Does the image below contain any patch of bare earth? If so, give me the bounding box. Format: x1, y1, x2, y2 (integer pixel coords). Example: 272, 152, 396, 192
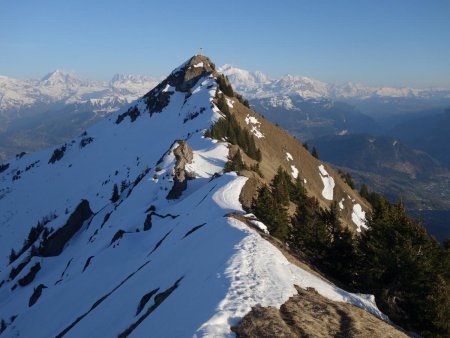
232, 286, 409, 338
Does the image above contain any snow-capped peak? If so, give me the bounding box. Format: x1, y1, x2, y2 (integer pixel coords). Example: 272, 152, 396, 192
218, 64, 271, 89
219, 64, 450, 101
40, 69, 81, 87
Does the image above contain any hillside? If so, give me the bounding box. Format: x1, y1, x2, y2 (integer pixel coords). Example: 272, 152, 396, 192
250, 95, 378, 141
391, 108, 450, 168
0, 55, 405, 337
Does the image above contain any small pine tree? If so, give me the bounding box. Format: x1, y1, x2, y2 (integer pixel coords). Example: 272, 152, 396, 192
252, 185, 290, 241
217, 75, 234, 97
360, 183, 369, 200
110, 184, 119, 203
224, 150, 246, 173
302, 142, 309, 151
271, 167, 293, 207
311, 146, 319, 159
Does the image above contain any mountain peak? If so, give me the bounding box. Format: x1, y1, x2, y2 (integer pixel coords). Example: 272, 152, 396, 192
163, 54, 216, 92
40, 69, 80, 87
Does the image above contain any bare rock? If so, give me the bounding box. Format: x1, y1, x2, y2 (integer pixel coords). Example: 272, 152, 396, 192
167, 141, 194, 199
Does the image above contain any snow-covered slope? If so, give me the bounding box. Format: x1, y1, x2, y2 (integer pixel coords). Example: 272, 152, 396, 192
0, 71, 160, 119
0, 56, 383, 337
218, 64, 450, 101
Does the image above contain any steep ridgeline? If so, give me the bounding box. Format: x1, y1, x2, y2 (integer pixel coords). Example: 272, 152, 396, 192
0, 56, 386, 337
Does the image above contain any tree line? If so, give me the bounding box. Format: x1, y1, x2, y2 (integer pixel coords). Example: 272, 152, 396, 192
251, 167, 450, 338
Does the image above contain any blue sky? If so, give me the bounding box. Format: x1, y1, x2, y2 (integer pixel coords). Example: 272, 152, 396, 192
1, 0, 449, 87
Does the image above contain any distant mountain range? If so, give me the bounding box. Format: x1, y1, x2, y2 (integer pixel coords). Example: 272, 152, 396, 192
218, 64, 450, 101
0, 71, 161, 160
0, 70, 161, 121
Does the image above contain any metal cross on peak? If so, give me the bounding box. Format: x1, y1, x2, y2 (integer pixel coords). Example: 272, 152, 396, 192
198, 47, 203, 56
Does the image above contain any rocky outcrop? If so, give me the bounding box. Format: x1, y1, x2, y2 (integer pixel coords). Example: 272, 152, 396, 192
142, 55, 215, 117
28, 284, 47, 307
232, 286, 409, 338
169, 55, 216, 93
38, 200, 93, 257
18, 262, 41, 287
167, 141, 194, 199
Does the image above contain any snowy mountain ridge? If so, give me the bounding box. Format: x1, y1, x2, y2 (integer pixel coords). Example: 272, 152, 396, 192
0, 70, 161, 118
218, 64, 450, 101
0, 55, 390, 337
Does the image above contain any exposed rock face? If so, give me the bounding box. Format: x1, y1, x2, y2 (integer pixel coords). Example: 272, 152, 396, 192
232, 286, 409, 338
28, 284, 47, 307
38, 200, 93, 257
143, 55, 215, 117
167, 141, 194, 199
18, 262, 41, 287
169, 55, 216, 93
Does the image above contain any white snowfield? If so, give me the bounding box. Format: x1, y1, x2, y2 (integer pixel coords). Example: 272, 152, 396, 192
352, 203, 368, 232
318, 164, 335, 200
0, 58, 384, 337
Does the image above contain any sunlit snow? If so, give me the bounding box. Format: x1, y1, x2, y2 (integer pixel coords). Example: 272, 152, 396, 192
318, 164, 335, 200
352, 204, 368, 232
244, 114, 264, 138
291, 165, 299, 179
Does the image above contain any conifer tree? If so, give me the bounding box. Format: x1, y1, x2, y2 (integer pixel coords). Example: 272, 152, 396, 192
357, 200, 449, 336
224, 150, 246, 173
311, 146, 319, 159
271, 167, 293, 206
252, 185, 290, 241
302, 142, 309, 151
360, 183, 369, 200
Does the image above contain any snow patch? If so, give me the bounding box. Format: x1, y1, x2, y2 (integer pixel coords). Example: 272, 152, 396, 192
212, 174, 248, 211
285, 152, 293, 161
193, 62, 204, 68
244, 114, 264, 138
318, 165, 335, 200
226, 98, 234, 108
352, 204, 368, 232
248, 220, 269, 234
339, 198, 345, 210
162, 84, 175, 92
291, 165, 299, 179
185, 140, 228, 178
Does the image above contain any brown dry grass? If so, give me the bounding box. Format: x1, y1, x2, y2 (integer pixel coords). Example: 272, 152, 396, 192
232, 286, 409, 338
225, 95, 371, 232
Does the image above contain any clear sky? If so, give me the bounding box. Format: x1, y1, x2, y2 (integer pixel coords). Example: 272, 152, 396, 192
1, 0, 449, 87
